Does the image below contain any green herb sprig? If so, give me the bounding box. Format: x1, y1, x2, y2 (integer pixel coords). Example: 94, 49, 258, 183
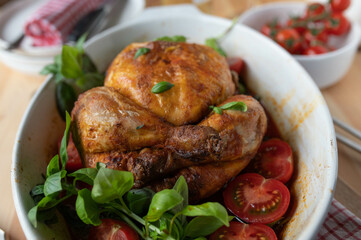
134, 47, 151, 59
151, 81, 174, 94
154, 35, 187, 42
210, 101, 247, 115
205, 18, 238, 57
28, 113, 232, 239
40, 34, 104, 120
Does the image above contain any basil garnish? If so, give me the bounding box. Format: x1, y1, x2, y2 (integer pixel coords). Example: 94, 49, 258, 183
134, 47, 150, 59
151, 81, 174, 94
210, 101, 247, 115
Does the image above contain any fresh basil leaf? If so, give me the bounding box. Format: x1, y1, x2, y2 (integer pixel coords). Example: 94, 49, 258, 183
68, 168, 98, 185
146, 189, 183, 222
81, 54, 97, 73
47, 155, 60, 177
181, 202, 229, 226
209, 106, 222, 115
61, 45, 83, 79
40, 63, 58, 75
184, 216, 225, 238
154, 35, 187, 42
91, 168, 134, 203
76, 33, 88, 54
37, 208, 58, 225
37, 194, 70, 210
134, 47, 150, 59
96, 162, 106, 170
54, 54, 62, 67
55, 82, 77, 120
220, 101, 247, 112
76, 188, 101, 226
43, 170, 66, 196
28, 206, 38, 227
151, 81, 174, 94
125, 188, 155, 217
31, 185, 44, 197
205, 38, 227, 57
60, 112, 71, 169
75, 72, 104, 91
171, 176, 188, 225
155, 213, 184, 240
136, 124, 144, 130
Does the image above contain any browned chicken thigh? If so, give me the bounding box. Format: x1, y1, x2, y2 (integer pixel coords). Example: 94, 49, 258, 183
71, 40, 267, 202
105, 41, 235, 126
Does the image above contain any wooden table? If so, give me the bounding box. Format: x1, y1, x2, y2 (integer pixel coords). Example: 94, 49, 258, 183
1, 0, 361, 239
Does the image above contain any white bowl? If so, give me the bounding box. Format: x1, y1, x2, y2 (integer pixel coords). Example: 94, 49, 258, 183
12, 5, 337, 240
239, 2, 361, 89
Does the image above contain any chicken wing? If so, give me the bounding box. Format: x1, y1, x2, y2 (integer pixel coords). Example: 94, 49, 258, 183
105, 41, 235, 126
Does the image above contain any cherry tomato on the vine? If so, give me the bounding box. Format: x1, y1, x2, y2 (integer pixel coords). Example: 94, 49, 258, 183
275, 28, 301, 54
305, 3, 327, 21
303, 45, 329, 55
209, 222, 277, 240
223, 173, 291, 224
304, 28, 329, 44
287, 16, 307, 34
330, 0, 351, 12
261, 19, 281, 39
326, 13, 351, 35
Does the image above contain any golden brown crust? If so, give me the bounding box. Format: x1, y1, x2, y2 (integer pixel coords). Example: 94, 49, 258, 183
105, 41, 235, 126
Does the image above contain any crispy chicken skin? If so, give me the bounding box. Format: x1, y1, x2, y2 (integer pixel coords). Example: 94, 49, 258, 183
72, 87, 266, 188
149, 159, 252, 203
105, 41, 235, 126
71, 41, 268, 202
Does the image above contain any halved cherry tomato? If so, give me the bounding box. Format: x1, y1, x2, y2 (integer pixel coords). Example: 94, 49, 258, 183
261, 19, 281, 39
89, 219, 139, 240
303, 45, 329, 55
275, 28, 301, 54
58, 133, 83, 172
226, 57, 245, 75
209, 222, 277, 240
304, 28, 329, 45
326, 13, 350, 35
223, 173, 290, 224
248, 139, 293, 183
287, 16, 307, 34
330, 0, 350, 12
305, 3, 327, 21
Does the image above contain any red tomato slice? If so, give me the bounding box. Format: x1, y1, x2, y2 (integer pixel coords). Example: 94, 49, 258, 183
89, 219, 140, 240
249, 139, 293, 183
209, 221, 277, 240
227, 57, 245, 75
223, 173, 290, 224
58, 133, 83, 172
330, 0, 350, 12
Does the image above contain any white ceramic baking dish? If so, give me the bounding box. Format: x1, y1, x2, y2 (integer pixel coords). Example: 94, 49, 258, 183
12, 5, 337, 240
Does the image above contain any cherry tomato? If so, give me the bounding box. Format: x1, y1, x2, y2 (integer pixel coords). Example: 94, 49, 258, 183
330, 0, 351, 12
89, 219, 140, 240
275, 28, 301, 54
304, 28, 329, 44
261, 19, 281, 39
326, 13, 350, 35
303, 45, 329, 55
248, 139, 294, 183
287, 16, 307, 34
209, 222, 277, 240
58, 133, 83, 172
226, 57, 245, 75
305, 3, 327, 21
223, 173, 290, 224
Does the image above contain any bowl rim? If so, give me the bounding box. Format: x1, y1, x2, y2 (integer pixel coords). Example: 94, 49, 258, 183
11, 7, 338, 240
238, 1, 361, 60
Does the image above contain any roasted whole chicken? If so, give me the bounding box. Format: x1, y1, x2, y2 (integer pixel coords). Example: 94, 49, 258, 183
72, 41, 267, 202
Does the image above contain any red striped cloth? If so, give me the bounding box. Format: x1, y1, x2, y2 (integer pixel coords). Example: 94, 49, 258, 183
318, 199, 361, 240
24, 0, 106, 46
